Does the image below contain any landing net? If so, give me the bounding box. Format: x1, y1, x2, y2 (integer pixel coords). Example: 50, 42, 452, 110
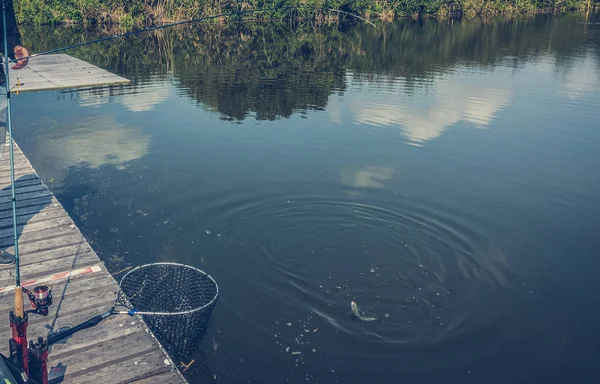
117, 262, 219, 361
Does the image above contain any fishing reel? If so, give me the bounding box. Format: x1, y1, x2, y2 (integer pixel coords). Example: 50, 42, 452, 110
22, 285, 53, 316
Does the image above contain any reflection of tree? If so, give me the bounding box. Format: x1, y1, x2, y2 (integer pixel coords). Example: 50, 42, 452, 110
172, 25, 349, 120
19, 14, 599, 120
556, 54, 600, 99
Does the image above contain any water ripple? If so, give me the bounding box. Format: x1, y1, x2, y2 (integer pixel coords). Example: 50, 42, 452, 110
200, 188, 519, 367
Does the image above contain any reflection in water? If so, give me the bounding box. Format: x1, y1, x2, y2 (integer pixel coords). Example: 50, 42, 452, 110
120, 80, 171, 112
558, 54, 600, 99
350, 77, 511, 145
341, 166, 395, 188
77, 92, 109, 108
19, 15, 598, 123
12, 13, 600, 384
77, 79, 171, 112
43, 115, 149, 170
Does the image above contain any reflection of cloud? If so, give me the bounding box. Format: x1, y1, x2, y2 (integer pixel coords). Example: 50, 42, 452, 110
76, 80, 171, 112
341, 166, 395, 188
328, 99, 343, 124
120, 83, 171, 112
77, 94, 108, 108
558, 55, 599, 100
44, 115, 149, 170
353, 82, 511, 145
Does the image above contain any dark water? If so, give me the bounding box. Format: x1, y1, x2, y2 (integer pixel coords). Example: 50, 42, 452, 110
11, 14, 600, 383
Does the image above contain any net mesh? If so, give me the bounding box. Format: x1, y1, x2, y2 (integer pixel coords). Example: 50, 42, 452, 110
117, 263, 218, 362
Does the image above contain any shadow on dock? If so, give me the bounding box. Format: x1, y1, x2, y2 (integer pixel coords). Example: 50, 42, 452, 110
0, 174, 53, 265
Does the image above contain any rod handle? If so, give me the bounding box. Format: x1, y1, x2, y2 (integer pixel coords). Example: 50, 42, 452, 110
14, 287, 24, 318
47, 312, 111, 345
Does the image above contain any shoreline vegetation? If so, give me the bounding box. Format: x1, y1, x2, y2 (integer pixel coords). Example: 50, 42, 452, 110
20, 15, 597, 121
14, 0, 600, 25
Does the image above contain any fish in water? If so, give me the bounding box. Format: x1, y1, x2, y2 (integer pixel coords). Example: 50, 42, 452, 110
350, 301, 376, 321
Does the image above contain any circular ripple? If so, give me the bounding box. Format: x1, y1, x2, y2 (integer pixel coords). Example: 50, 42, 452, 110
198, 187, 518, 368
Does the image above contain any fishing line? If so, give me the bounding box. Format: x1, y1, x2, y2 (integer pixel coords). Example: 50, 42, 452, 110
2, 0, 24, 318
7, 6, 376, 63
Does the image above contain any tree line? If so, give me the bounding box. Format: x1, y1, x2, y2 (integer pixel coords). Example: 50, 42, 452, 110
14, 0, 599, 25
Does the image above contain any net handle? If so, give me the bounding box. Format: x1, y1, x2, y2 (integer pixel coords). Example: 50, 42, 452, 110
118, 262, 219, 316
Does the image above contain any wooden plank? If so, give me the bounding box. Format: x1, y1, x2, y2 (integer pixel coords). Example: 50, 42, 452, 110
0, 251, 98, 287
0, 179, 43, 190
0, 205, 61, 229
0, 165, 37, 178
0, 178, 42, 191
22, 65, 110, 74
0, 233, 88, 257
0, 165, 39, 178
0, 286, 117, 336
21, 56, 73, 63
0, 304, 150, 369
0, 139, 185, 383
0, 173, 39, 185
0, 198, 58, 226
18, 285, 116, 325
0, 156, 33, 167
0, 225, 81, 248
1, 242, 94, 269
0, 162, 31, 171
0, 248, 97, 280
0, 266, 114, 295
0, 271, 115, 312
24, 57, 82, 65
0, 204, 66, 227
0, 154, 31, 166
0, 190, 53, 206
8, 54, 130, 93
39, 67, 118, 77
0, 163, 36, 175
0, 155, 33, 167
0, 200, 58, 220
0, 214, 72, 239
52, 346, 173, 384
0, 295, 116, 338
130, 370, 185, 384
43, 304, 144, 355
0, 198, 55, 217
43, 72, 124, 81
0, 298, 120, 355
48, 79, 130, 90
47, 331, 173, 383
0, 173, 43, 188
12, 178, 44, 188
0, 193, 55, 212
0, 167, 37, 177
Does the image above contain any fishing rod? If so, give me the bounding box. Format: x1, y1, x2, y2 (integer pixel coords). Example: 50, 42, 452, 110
7, 6, 376, 64
2, 0, 20, 299
2, 0, 31, 380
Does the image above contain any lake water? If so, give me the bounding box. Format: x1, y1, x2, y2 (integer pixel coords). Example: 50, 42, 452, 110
10, 14, 600, 383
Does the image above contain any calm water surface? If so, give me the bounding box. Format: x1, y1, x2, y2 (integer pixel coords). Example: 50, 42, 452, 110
11, 14, 600, 383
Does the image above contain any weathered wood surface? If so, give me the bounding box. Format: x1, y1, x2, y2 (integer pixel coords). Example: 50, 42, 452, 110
7, 54, 130, 93
0, 139, 185, 383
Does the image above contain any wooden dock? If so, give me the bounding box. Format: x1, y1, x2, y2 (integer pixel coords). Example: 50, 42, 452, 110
0, 144, 187, 382
8, 54, 130, 93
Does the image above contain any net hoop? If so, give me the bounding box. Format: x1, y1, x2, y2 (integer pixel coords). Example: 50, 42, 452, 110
118, 262, 219, 316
